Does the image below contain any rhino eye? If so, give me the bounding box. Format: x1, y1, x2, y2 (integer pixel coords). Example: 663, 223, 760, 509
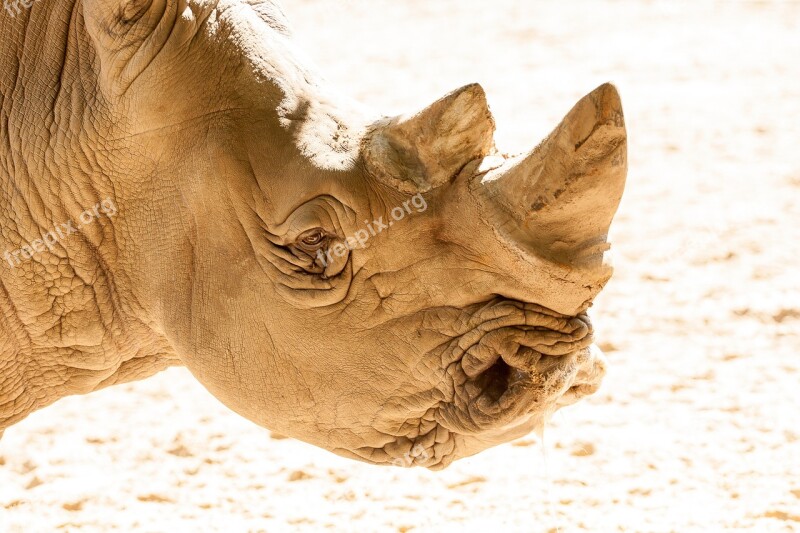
297, 228, 328, 249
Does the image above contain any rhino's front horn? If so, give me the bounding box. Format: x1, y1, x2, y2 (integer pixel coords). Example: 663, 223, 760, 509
481, 83, 627, 268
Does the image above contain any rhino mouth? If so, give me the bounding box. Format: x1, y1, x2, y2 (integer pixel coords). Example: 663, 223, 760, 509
444, 342, 604, 431
410, 299, 606, 467
341, 300, 607, 470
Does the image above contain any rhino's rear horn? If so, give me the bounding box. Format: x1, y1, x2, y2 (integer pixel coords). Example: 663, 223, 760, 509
482, 83, 628, 267
364, 84, 496, 194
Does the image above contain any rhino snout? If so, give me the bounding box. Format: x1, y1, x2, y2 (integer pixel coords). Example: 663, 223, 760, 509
437, 302, 604, 439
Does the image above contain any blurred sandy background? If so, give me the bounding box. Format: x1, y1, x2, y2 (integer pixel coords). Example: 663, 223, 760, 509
1, 0, 799, 531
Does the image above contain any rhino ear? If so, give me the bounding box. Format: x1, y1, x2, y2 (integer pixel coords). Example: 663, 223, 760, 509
364, 84, 496, 194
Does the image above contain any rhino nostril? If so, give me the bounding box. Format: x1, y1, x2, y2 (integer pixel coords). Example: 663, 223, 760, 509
482, 358, 511, 402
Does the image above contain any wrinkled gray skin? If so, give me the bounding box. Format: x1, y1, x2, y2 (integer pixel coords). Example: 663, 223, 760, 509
0, 0, 626, 468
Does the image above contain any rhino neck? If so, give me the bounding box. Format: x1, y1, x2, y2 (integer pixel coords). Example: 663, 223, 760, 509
0, 0, 181, 433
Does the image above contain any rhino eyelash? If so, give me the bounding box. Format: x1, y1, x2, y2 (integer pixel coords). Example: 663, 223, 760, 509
294, 229, 334, 254
299, 229, 326, 247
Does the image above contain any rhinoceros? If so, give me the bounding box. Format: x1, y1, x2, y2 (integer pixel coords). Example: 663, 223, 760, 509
0, 0, 626, 469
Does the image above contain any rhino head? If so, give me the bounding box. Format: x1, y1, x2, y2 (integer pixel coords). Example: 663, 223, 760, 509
1, 0, 625, 468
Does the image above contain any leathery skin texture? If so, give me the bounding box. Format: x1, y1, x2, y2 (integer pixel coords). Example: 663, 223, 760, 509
0, 0, 625, 468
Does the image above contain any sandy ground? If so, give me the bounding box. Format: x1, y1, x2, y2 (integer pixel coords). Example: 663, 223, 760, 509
2, 0, 799, 531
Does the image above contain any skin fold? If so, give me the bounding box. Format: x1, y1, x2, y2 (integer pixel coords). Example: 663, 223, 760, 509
0, 0, 626, 468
